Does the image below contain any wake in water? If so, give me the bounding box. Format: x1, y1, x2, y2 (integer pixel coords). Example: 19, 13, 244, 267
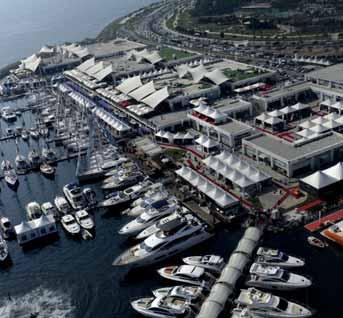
0, 287, 75, 318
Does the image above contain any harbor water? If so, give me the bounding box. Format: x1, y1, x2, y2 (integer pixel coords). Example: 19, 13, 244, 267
0, 98, 341, 317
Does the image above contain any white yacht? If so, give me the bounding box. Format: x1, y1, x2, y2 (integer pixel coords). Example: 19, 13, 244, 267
61, 214, 81, 235
54, 196, 71, 215
125, 191, 170, 217
246, 263, 312, 291
21, 129, 29, 141
131, 296, 195, 318
28, 149, 41, 169
130, 186, 165, 208
235, 288, 312, 318
113, 216, 213, 267
29, 128, 40, 139
183, 255, 225, 274
15, 155, 28, 175
99, 181, 153, 208
41, 202, 57, 217
2, 107, 17, 122
152, 286, 205, 304
255, 248, 305, 268
136, 210, 192, 240
75, 210, 94, 230
26, 202, 42, 220
83, 188, 97, 207
42, 147, 57, 164
63, 183, 85, 210
231, 306, 259, 318
157, 265, 216, 291
118, 199, 179, 236
101, 172, 143, 191
0, 216, 14, 239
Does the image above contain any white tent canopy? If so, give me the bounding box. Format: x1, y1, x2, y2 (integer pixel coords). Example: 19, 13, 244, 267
116, 76, 143, 95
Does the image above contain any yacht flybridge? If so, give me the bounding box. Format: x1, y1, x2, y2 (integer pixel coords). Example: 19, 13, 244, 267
152, 286, 205, 304
63, 183, 85, 210
183, 255, 224, 274
113, 215, 213, 267
246, 263, 312, 291
235, 288, 312, 318
255, 247, 305, 268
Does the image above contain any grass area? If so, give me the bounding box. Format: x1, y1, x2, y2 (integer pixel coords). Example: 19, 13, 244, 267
223, 68, 268, 81
97, 20, 122, 41
165, 149, 186, 161
159, 47, 193, 61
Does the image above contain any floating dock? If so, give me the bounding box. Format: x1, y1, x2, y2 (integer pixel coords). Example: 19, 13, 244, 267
305, 209, 343, 232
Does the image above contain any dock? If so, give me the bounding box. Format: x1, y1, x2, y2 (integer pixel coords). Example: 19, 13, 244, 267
305, 208, 343, 232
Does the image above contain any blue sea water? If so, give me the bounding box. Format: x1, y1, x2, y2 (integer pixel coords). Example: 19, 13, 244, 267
0, 0, 156, 68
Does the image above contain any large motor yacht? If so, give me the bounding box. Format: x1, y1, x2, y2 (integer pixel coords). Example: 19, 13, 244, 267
255, 247, 305, 268
131, 296, 195, 318
235, 288, 312, 318
113, 216, 213, 267
118, 198, 179, 236
183, 255, 225, 274
152, 286, 205, 305
157, 265, 216, 291
246, 263, 312, 291
63, 183, 85, 210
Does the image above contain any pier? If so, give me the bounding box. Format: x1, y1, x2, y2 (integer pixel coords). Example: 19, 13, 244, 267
305, 208, 343, 232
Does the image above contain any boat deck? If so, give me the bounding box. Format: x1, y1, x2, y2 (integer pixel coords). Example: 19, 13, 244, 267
305, 209, 343, 232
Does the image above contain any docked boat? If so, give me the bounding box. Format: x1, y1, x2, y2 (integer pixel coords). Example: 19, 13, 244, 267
136, 210, 192, 240
42, 147, 57, 164
0, 234, 9, 262
2, 107, 17, 122
130, 184, 165, 208
41, 202, 57, 217
61, 214, 81, 235
101, 172, 144, 191
15, 154, 29, 174
255, 247, 305, 268
246, 263, 312, 291
40, 128, 49, 138
28, 150, 41, 169
230, 306, 256, 318
99, 181, 153, 209
40, 163, 55, 177
63, 183, 85, 210
2, 161, 18, 189
235, 288, 312, 318
157, 265, 216, 291
183, 255, 225, 274
321, 220, 343, 247
113, 215, 213, 267
26, 202, 42, 220
29, 128, 40, 139
75, 210, 94, 230
0, 216, 14, 239
118, 198, 179, 236
125, 191, 170, 217
131, 296, 195, 318
21, 129, 29, 141
152, 286, 205, 303
54, 196, 71, 215
83, 188, 97, 208
307, 236, 325, 248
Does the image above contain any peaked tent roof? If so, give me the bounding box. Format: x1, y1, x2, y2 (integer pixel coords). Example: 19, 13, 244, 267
301, 171, 337, 189
129, 81, 156, 101
141, 87, 169, 109
116, 76, 143, 94
322, 162, 343, 181
77, 57, 95, 72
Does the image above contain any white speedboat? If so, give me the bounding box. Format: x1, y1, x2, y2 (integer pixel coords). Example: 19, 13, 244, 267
235, 288, 312, 318
61, 214, 80, 235
0, 216, 14, 239
246, 263, 312, 291
157, 265, 216, 291
152, 286, 205, 303
2, 160, 18, 188
183, 255, 225, 274
113, 216, 213, 267
231, 305, 260, 318
101, 173, 144, 191
42, 147, 57, 164
41, 202, 57, 216
83, 188, 97, 208
118, 199, 179, 236
2, 107, 17, 122
15, 155, 28, 175
131, 296, 195, 318
307, 236, 325, 248
28, 150, 41, 169
63, 183, 85, 210
29, 128, 40, 139
0, 235, 9, 262
54, 196, 71, 215
255, 247, 305, 268
75, 210, 94, 230
26, 202, 42, 220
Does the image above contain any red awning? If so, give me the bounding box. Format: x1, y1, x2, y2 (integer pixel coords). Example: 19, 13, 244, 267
297, 199, 323, 212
